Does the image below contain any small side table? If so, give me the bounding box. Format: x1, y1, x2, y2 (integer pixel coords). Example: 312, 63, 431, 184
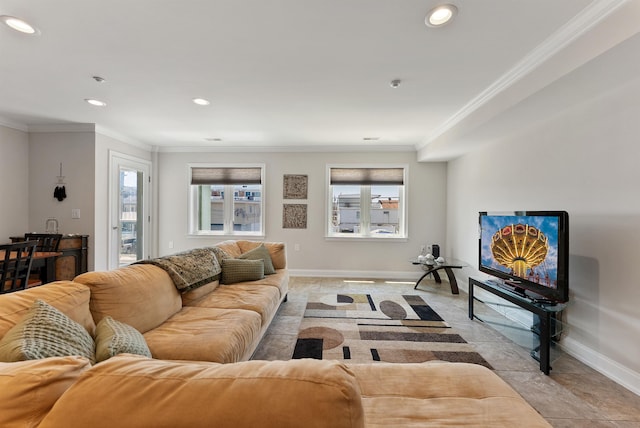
410, 259, 463, 294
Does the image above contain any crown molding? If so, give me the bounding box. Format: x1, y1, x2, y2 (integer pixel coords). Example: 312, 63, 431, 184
157, 144, 417, 153
28, 123, 96, 133
418, 0, 630, 150
95, 125, 154, 152
0, 116, 28, 132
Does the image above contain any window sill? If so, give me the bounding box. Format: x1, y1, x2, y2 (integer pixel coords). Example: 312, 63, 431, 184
325, 235, 408, 242
188, 232, 265, 240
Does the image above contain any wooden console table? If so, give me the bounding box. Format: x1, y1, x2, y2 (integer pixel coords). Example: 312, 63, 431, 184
11, 234, 88, 280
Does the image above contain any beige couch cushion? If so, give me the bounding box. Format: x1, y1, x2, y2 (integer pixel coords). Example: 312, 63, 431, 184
0, 356, 91, 428
185, 283, 281, 326
143, 306, 262, 363
348, 362, 551, 428
39, 356, 364, 428
241, 269, 289, 298
0, 281, 95, 338
237, 240, 286, 269
180, 280, 219, 306
74, 264, 181, 334
0, 300, 96, 364
214, 240, 243, 258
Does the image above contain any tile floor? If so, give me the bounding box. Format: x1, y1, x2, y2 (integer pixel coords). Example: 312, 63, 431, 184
253, 276, 640, 427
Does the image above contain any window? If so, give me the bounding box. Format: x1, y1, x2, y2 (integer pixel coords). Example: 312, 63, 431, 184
327, 165, 407, 238
189, 165, 264, 236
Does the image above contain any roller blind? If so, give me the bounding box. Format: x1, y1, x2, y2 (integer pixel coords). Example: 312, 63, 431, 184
191, 167, 262, 185
330, 167, 404, 185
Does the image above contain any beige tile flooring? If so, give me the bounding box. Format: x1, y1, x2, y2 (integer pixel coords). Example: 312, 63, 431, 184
253, 276, 640, 428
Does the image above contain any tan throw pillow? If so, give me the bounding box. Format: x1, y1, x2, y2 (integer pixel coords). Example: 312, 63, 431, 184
0, 356, 91, 428
0, 300, 96, 364
95, 316, 152, 363
238, 243, 276, 275
221, 259, 264, 284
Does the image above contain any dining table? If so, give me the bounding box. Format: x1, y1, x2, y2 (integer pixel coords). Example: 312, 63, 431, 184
0, 250, 63, 285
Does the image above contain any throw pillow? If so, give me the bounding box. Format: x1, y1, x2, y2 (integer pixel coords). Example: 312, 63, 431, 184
95, 316, 152, 363
238, 243, 276, 275
221, 259, 264, 284
0, 299, 96, 364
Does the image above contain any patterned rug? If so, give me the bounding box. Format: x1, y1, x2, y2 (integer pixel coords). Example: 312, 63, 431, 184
292, 293, 492, 368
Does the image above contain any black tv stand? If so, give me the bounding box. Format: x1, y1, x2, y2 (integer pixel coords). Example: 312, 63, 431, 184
468, 277, 566, 375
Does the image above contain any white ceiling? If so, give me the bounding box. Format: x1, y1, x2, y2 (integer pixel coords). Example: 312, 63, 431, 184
0, 0, 638, 158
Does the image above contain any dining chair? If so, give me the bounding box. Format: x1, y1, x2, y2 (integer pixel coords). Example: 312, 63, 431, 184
0, 240, 39, 294
24, 233, 63, 252
23, 233, 62, 285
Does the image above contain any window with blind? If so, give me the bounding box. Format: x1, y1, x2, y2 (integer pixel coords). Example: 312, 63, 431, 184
327, 165, 407, 238
189, 165, 265, 236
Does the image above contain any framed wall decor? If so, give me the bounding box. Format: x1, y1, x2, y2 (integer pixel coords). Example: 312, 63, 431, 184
283, 174, 308, 200
283, 204, 307, 229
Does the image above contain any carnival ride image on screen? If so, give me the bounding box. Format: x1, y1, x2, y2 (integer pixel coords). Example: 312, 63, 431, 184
481, 216, 560, 290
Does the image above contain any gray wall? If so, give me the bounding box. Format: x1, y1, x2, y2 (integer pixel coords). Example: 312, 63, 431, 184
157, 150, 446, 277
0, 125, 29, 240
446, 72, 640, 394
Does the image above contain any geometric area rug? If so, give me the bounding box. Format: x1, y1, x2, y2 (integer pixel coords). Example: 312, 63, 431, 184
292, 293, 492, 368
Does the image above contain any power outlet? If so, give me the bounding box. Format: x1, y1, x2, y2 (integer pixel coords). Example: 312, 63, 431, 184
294, 243, 300, 251
168, 241, 174, 249
71, 209, 81, 219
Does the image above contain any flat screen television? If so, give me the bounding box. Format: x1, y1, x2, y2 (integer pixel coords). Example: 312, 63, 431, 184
478, 211, 569, 303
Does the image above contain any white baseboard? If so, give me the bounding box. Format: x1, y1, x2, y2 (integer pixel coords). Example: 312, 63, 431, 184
560, 336, 640, 396
289, 269, 419, 281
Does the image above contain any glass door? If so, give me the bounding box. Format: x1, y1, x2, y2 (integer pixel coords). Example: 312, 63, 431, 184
109, 153, 151, 269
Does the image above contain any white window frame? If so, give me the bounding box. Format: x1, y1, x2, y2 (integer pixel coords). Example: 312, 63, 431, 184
188, 163, 265, 238
326, 164, 408, 240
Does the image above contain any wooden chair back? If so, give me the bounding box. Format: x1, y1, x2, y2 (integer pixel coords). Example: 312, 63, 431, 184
0, 240, 38, 294
24, 233, 63, 252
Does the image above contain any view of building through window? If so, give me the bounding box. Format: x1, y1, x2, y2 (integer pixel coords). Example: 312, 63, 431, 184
331, 185, 400, 234
203, 184, 262, 232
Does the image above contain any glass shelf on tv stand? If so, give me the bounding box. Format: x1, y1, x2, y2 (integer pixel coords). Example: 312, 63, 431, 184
468, 278, 567, 375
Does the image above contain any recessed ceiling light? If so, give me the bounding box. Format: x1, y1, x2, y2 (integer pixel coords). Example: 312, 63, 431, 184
85, 98, 107, 107
205, 138, 222, 142
192, 98, 210, 106
0, 15, 39, 34
425, 4, 458, 27
363, 137, 380, 141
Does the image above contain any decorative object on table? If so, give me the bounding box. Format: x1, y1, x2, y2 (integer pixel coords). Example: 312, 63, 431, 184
53, 163, 67, 201
424, 253, 435, 264
282, 204, 307, 229
436, 256, 445, 264
283, 174, 308, 199
45, 218, 59, 234
432, 244, 440, 258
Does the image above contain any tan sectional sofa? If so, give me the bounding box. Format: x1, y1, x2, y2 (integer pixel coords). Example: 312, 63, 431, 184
0, 240, 551, 427
72, 240, 289, 363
